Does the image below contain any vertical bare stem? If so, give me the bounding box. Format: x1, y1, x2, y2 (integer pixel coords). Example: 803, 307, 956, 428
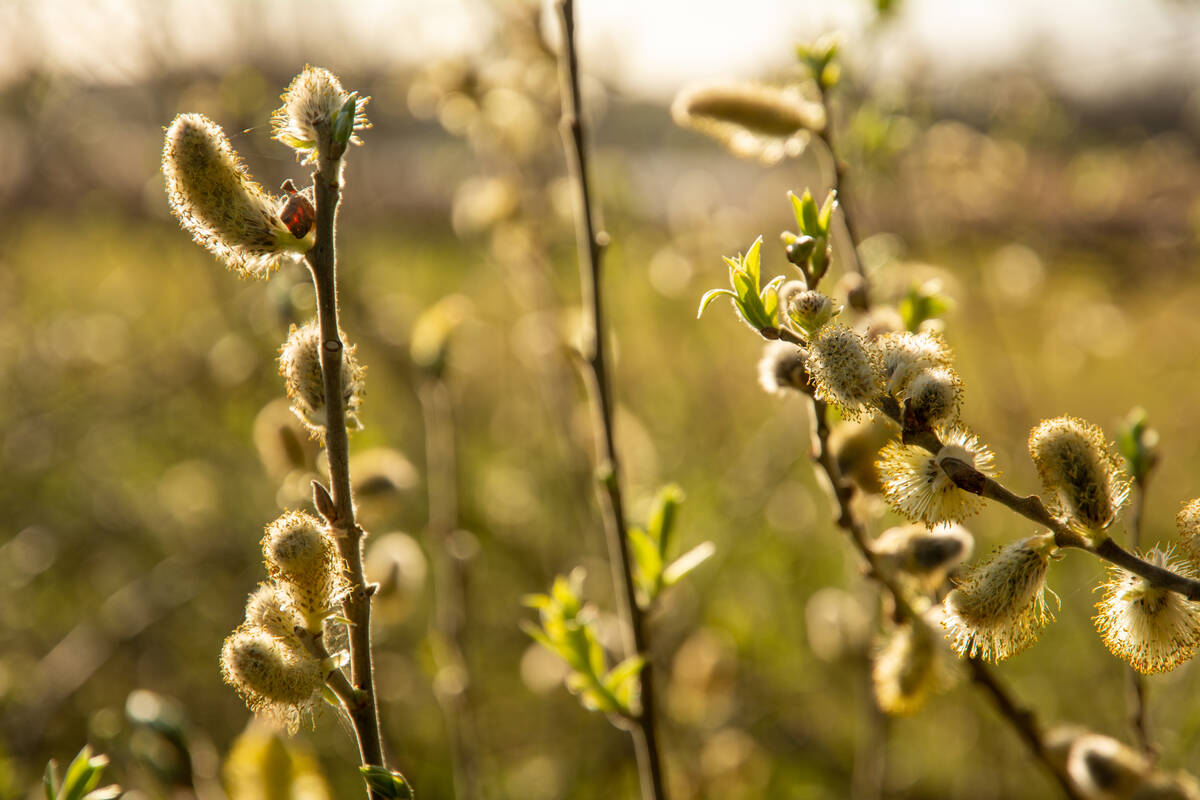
1126, 475, 1153, 758
554, 2, 667, 798
814, 82, 869, 305
419, 377, 483, 799
305, 145, 388, 796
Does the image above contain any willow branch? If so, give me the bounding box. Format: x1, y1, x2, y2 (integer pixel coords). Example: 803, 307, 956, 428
801, 393, 1081, 797
935, 457, 1200, 601
304, 132, 387, 794
554, 2, 666, 798
419, 377, 482, 799
968, 660, 1085, 800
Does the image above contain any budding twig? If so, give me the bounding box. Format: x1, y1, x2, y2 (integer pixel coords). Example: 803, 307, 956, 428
304, 123, 388, 793
934, 456, 1200, 601
554, 2, 667, 797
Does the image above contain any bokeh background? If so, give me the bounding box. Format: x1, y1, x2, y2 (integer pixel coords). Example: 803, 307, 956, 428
4, 0, 1200, 797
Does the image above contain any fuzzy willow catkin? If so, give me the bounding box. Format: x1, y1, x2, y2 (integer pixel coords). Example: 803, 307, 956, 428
806, 324, 883, 419
162, 113, 312, 278
1094, 548, 1200, 674
262, 511, 349, 631
877, 426, 996, 527
942, 532, 1057, 662
671, 83, 824, 164
272, 65, 371, 162
220, 627, 324, 734
279, 320, 366, 436
1028, 416, 1129, 533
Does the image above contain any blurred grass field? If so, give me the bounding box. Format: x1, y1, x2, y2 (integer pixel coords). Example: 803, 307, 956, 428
5, 20, 1200, 800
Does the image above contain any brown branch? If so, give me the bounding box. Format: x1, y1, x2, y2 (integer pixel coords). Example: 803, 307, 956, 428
1125, 475, 1153, 758
814, 81, 869, 308
936, 457, 1200, 601
304, 128, 388, 797
968, 660, 1085, 800
554, 2, 666, 798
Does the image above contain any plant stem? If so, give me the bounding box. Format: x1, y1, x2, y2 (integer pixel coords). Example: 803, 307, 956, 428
305, 143, 388, 797
801, 394, 1088, 797
968, 660, 1084, 800
814, 81, 869, 306
1126, 475, 1153, 758
934, 457, 1200, 600
419, 377, 483, 799
554, 2, 667, 798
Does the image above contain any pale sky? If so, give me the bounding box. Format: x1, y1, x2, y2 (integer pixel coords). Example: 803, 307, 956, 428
1, 0, 1198, 99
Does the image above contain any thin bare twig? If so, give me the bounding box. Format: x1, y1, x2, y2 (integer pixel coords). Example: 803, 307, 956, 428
419, 377, 483, 799
968, 660, 1084, 800
814, 81, 869, 306
304, 129, 388, 796
1126, 475, 1153, 758
554, 2, 667, 797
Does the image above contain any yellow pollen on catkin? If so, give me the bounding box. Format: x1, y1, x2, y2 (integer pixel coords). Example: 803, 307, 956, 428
1094, 548, 1200, 674
941, 532, 1057, 662
162, 113, 311, 278
877, 426, 995, 526
1176, 498, 1200, 567
806, 324, 883, 420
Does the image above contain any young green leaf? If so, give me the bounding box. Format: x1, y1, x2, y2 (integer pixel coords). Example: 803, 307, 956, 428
663, 541, 717, 586
697, 288, 736, 318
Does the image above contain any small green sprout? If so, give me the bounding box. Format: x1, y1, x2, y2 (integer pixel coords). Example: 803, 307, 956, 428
697, 237, 785, 335
626, 484, 713, 609
43, 746, 121, 800
522, 569, 645, 718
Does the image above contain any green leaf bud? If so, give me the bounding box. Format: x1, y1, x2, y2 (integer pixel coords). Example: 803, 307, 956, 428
162, 113, 313, 278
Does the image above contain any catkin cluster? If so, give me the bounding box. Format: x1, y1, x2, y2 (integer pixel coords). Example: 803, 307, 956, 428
735, 202, 1200, 706
165, 67, 371, 733
221, 511, 348, 732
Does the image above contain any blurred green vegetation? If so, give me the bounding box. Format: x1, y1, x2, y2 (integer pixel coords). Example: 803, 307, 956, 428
4, 11, 1200, 800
